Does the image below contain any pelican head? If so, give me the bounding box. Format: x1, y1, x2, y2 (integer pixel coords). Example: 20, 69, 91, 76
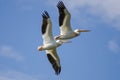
74, 29, 90, 35
37, 46, 43, 51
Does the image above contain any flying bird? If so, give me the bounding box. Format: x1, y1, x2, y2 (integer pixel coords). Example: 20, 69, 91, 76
37, 11, 63, 75
55, 1, 90, 41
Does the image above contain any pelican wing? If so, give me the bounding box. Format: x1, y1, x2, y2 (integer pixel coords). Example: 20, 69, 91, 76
57, 1, 73, 35
46, 48, 61, 75
41, 11, 54, 44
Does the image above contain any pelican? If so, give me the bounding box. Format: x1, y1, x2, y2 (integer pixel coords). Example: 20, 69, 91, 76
37, 11, 62, 75
55, 1, 90, 41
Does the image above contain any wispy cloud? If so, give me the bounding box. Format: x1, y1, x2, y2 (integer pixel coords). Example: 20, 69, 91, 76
108, 40, 120, 53
0, 45, 24, 61
0, 70, 45, 80
62, 0, 120, 18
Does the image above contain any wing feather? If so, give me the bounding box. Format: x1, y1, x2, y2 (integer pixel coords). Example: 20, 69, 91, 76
46, 48, 61, 75
41, 11, 55, 44
57, 1, 73, 35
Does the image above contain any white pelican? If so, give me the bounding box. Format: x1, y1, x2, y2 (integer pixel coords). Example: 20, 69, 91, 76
55, 1, 90, 41
37, 11, 62, 75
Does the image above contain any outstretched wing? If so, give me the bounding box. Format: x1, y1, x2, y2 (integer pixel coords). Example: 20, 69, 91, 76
57, 1, 73, 35
46, 48, 61, 75
41, 11, 54, 44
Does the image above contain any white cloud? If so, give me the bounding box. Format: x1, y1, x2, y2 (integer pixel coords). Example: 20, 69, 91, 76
0, 70, 44, 80
0, 45, 24, 61
63, 0, 120, 18
108, 40, 120, 53
63, 0, 120, 17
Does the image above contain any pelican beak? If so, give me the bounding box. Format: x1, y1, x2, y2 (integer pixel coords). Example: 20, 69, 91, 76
37, 46, 43, 51
61, 40, 72, 43
78, 30, 91, 32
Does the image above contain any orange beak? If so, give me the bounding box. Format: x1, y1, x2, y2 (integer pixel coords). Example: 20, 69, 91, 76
37, 46, 43, 51
78, 29, 91, 32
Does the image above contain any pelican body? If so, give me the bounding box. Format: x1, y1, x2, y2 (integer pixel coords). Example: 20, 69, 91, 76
55, 1, 90, 41
38, 11, 62, 75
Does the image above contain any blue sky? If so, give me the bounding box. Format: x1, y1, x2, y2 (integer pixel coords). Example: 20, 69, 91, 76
0, 0, 120, 80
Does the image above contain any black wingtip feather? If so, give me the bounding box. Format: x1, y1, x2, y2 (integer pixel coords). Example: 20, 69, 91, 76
42, 11, 50, 19
57, 1, 66, 26
57, 1, 66, 9
44, 11, 50, 18
41, 11, 50, 34
47, 54, 61, 75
